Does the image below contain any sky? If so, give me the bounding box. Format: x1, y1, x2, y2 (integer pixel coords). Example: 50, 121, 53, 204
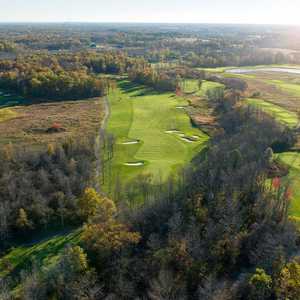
0, 0, 299, 25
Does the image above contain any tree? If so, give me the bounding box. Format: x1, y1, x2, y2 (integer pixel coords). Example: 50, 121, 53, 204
198, 79, 203, 90
16, 208, 32, 230
78, 187, 103, 219
82, 195, 140, 261
276, 259, 300, 300
248, 268, 272, 300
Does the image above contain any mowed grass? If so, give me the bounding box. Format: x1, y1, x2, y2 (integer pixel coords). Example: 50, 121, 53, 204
106, 81, 209, 186
246, 98, 299, 127
0, 229, 81, 279
182, 79, 224, 95
276, 152, 300, 218
267, 80, 300, 97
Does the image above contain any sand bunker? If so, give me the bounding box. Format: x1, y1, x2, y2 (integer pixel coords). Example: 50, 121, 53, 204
122, 140, 139, 145
124, 162, 144, 166
181, 136, 195, 143
176, 106, 186, 109
165, 130, 182, 134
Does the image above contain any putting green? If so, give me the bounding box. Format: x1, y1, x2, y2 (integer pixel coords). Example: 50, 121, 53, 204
182, 79, 224, 95
105, 80, 209, 187
246, 98, 299, 128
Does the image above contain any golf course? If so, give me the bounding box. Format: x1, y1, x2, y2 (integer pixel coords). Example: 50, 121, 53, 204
104, 80, 209, 189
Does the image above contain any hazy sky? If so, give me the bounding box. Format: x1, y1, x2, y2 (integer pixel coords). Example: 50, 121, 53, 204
0, 0, 299, 24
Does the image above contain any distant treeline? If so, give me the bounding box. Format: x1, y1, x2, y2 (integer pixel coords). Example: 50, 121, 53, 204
0, 52, 209, 99
0, 53, 126, 100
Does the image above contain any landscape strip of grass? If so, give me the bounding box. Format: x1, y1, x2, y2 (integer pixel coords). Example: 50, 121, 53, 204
276, 152, 300, 218
0, 229, 81, 279
105, 80, 209, 188
182, 79, 224, 95
246, 98, 299, 128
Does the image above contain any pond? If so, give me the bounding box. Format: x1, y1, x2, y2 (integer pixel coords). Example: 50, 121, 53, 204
226, 67, 300, 75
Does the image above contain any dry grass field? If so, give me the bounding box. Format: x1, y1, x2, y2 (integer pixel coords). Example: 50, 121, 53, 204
0, 99, 104, 149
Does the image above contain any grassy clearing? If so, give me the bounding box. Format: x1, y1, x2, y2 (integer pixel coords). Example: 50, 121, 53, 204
0, 230, 81, 279
246, 98, 299, 127
105, 80, 209, 186
276, 152, 300, 218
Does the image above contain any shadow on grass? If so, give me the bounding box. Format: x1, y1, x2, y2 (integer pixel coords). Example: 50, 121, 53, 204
2, 229, 82, 280
118, 80, 160, 97
118, 81, 143, 93
0, 95, 30, 109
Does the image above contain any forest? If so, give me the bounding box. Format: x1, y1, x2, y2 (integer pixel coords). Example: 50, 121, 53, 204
1, 23, 300, 300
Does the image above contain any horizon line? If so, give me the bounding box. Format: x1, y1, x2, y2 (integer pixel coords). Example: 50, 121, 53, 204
0, 21, 300, 27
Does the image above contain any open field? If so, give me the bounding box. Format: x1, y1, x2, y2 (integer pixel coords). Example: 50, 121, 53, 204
0, 98, 104, 149
105, 80, 209, 188
246, 98, 299, 127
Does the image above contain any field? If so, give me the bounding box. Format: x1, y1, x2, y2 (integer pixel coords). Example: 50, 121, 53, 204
104, 80, 209, 188
0, 95, 104, 149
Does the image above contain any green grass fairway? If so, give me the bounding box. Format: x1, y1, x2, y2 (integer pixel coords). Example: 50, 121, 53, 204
0, 230, 81, 279
275, 82, 300, 97
182, 79, 224, 95
246, 98, 299, 127
105, 81, 209, 187
276, 152, 300, 218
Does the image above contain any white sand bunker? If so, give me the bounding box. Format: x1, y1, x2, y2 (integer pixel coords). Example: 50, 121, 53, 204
176, 106, 186, 109
122, 140, 140, 145
191, 135, 200, 139
124, 161, 144, 166
165, 130, 181, 134
181, 136, 195, 143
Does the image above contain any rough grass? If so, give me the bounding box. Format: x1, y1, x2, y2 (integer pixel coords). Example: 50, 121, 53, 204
276, 152, 300, 218
0, 108, 17, 122
105, 80, 209, 187
0, 99, 104, 149
246, 98, 299, 127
